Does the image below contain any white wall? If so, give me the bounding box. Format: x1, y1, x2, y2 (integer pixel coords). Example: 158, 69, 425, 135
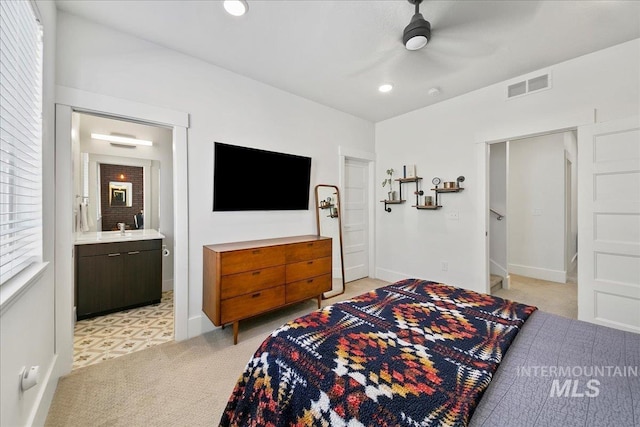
375, 39, 640, 293
0, 1, 59, 426
489, 142, 507, 278
508, 133, 566, 282
55, 12, 375, 336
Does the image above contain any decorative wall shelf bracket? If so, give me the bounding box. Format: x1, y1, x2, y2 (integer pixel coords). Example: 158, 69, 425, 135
380, 199, 405, 213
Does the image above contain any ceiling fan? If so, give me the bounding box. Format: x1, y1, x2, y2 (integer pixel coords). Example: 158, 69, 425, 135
403, 0, 431, 51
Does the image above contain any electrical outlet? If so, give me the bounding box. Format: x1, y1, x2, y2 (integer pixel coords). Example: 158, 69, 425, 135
446, 211, 459, 221
533, 208, 543, 216
441, 261, 448, 271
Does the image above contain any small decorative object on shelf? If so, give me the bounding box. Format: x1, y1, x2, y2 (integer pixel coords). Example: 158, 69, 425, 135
405, 164, 416, 179
382, 168, 396, 201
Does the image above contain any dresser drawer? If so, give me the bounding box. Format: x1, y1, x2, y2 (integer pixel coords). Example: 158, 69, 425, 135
286, 274, 331, 303
285, 239, 331, 263
220, 246, 285, 275
220, 266, 285, 300
286, 256, 331, 283
221, 285, 285, 324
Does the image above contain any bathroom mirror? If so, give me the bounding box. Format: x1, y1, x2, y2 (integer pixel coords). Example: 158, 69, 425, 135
109, 181, 132, 207
315, 184, 345, 298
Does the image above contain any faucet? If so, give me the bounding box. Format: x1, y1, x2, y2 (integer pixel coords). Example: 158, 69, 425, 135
118, 223, 126, 235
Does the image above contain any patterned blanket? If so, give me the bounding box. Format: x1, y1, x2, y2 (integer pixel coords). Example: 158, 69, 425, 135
220, 279, 537, 427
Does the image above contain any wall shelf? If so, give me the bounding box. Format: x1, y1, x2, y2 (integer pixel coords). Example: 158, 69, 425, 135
412, 205, 442, 210
433, 187, 465, 193
381, 172, 465, 212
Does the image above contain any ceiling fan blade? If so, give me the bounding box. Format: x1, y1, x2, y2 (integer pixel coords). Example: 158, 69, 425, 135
424, 0, 542, 58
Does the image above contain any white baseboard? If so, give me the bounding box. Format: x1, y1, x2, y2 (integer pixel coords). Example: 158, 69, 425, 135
489, 259, 508, 279
162, 279, 174, 292
509, 263, 566, 283
30, 355, 58, 427
187, 314, 216, 339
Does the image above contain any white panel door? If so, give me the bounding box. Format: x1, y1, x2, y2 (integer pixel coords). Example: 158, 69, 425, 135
343, 158, 369, 282
578, 116, 640, 332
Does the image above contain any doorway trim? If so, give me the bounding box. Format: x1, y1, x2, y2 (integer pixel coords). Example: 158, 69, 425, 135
476, 108, 593, 294
338, 146, 376, 278
55, 86, 189, 377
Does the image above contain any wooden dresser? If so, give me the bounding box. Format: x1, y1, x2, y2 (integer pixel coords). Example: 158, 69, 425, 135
203, 235, 332, 344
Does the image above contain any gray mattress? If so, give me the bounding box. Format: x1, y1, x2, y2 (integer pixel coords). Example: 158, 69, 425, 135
470, 310, 640, 427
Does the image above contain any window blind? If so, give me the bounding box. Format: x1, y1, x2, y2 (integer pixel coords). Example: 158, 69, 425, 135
0, 0, 43, 285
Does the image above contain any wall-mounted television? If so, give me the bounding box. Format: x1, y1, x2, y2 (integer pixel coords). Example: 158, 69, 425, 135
213, 142, 312, 211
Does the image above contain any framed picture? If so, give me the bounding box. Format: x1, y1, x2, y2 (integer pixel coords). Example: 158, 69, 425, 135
406, 164, 416, 178
109, 181, 133, 207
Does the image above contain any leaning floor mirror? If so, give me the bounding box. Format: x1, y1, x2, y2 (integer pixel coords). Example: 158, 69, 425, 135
315, 184, 345, 298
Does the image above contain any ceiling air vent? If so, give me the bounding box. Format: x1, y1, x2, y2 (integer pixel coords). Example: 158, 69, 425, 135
507, 81, 527, 98
506, 73, 551, 99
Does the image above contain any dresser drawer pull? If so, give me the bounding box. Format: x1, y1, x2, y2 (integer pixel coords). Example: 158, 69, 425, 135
307, 261, 314, 265
307, 243, 314, 247
128, 251, 140, 255
252, 271, 261, 276
307, 279, 314, 283
108, 253, 121, 257
252, 250, 261, 254
251, 292, 261, 298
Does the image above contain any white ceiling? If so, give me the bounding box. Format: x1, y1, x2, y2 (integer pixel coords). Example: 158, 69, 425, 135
55, 0, 640, 123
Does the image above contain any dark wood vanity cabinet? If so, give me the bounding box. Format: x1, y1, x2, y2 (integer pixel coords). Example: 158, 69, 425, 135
75, 239, 162, 320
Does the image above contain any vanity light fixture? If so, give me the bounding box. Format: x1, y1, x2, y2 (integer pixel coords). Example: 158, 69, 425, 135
378, 84, 393, 93
91, 133, 153, 147
223, 0, 248, 16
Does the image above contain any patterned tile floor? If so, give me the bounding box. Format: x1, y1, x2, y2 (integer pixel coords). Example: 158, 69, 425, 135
73, 291, 174, 370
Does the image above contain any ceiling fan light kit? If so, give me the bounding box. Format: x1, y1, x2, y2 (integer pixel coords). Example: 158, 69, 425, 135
403, 0, 431, 51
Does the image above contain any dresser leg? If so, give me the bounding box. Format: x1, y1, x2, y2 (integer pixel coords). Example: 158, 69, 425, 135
233, 321, 239, 345
317, 295, 322, 309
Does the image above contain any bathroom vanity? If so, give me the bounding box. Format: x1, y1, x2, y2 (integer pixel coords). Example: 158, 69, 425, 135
74, 229, 165, 320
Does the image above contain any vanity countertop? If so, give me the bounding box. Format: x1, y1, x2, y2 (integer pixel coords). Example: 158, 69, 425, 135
74, 229, 165, 245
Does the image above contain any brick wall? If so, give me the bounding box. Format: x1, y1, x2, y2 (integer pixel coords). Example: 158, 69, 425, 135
100, 164, 144, 231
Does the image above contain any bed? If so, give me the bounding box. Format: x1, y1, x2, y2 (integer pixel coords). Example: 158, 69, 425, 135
220, 279, 640, 427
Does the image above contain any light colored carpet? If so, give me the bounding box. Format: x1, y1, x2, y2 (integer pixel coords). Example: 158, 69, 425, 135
493, 273, 577, 319
45, 275, 577, 426
45, 278, 389, 427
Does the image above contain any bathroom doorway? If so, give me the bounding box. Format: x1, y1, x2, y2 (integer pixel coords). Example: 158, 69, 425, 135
71, 112, 175, 368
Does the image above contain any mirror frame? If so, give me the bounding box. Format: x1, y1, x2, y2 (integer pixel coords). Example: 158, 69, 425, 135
315, 184, 346, 298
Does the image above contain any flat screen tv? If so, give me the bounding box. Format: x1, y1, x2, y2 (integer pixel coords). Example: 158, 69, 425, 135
213, 142, 312, 211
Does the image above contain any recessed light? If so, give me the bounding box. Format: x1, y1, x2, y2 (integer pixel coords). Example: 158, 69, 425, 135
378, 84, 393, 93
428, 87, 441, 96
224, 0, 248, 17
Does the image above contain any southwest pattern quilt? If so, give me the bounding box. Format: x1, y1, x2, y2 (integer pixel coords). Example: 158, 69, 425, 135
220, 279, 537, 427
